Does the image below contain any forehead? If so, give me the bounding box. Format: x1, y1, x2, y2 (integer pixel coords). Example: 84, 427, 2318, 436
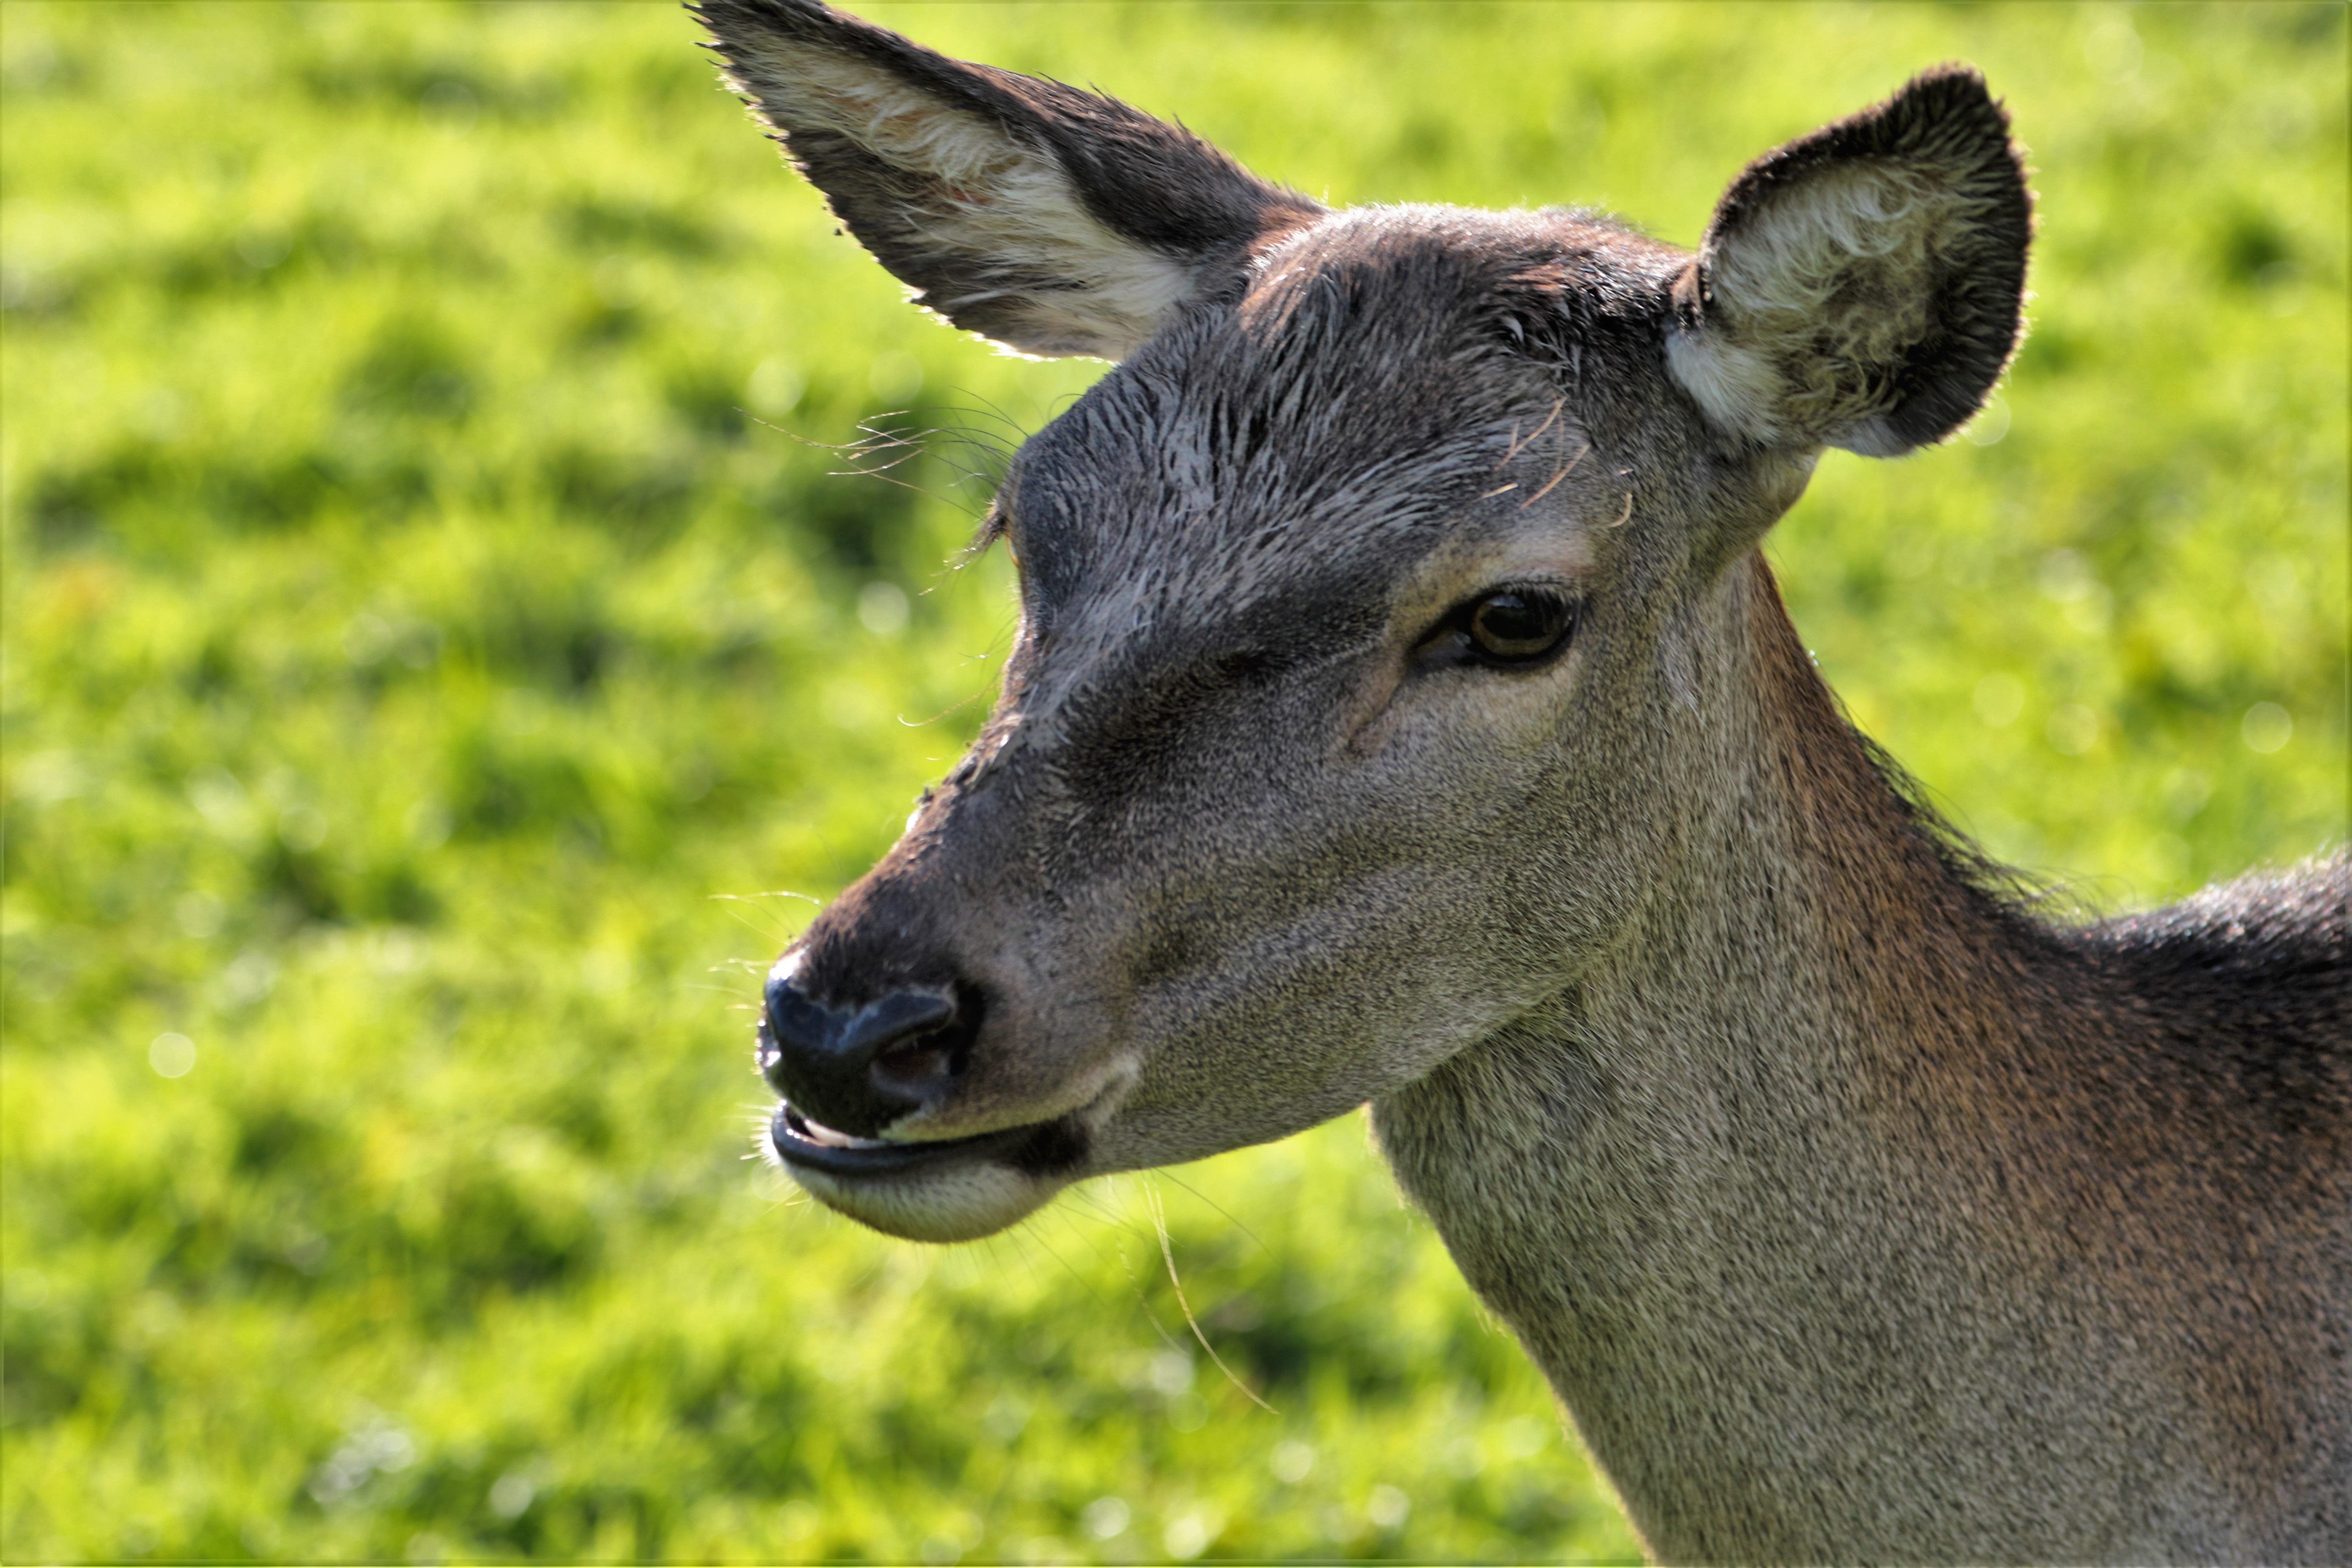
1003, 205, 1679, 611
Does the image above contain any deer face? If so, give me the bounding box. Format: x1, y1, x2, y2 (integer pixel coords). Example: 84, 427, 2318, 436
704, 0, 2026, 1241
769, 210, 1737, 1240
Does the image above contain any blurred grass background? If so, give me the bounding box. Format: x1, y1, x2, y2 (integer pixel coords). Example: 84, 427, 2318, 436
1, 2, 2341, 1562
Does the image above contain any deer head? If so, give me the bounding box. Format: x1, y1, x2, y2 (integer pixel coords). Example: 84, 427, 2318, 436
702, 0, 2029, 1242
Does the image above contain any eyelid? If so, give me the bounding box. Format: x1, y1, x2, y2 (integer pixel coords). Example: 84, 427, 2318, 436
1410, 582, 1579, 669
1413, 580, 1575, 643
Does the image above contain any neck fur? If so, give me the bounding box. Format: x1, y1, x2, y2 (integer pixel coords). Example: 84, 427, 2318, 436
1372, 553, 2302, 1563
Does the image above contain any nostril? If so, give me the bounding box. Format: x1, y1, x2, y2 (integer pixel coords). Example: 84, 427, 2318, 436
835, 990, 958, 1064
872, 990, 982, 1100
872, 1038, 955, 1099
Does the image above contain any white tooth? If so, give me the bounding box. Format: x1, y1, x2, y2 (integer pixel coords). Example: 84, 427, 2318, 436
800, 1115, 887, 1150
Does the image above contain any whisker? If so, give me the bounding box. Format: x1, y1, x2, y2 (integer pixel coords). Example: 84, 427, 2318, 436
1156, 1169, 1272, 1258
1520, 440, 1589, 509
1146, 1178, 1278, 1414
1017, 1210, 1111, 1306
1501, 397, 1564, 465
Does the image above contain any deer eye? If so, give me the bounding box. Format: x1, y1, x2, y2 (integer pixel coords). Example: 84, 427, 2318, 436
1465, 590, 1575, 663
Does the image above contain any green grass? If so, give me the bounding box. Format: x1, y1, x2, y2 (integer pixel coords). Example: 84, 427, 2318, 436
2, 2, 2342, 1562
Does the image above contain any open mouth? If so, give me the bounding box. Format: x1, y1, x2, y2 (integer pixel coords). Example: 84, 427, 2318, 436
768, 1101, 1082, 1178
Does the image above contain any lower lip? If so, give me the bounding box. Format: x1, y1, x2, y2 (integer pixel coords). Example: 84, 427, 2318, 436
767, 1103, 1041, 1177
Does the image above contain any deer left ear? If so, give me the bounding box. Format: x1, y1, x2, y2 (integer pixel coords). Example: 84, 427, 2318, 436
1665, 66, 2031, 457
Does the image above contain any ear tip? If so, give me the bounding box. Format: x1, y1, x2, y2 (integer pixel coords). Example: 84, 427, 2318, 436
1880, 62, 2025, 158
1896, 62, 2027, 154
1904, 61, 1994, 95
1707, 63, 2030, 253
695, 0, 851, 48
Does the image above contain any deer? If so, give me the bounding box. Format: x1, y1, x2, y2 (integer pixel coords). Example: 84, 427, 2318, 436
693, 1, 2350, 1560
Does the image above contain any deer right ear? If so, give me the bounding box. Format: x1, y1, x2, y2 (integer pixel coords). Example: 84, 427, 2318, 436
695, 0, 1322, 361
1664, 66, 2031, 457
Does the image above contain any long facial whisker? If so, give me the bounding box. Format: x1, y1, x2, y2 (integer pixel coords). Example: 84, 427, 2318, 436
1146, 1179, 1278, 1414
1501, 397, 1565, 467
1520, 439, 1590, 510
1154, 1169, 1273, 1258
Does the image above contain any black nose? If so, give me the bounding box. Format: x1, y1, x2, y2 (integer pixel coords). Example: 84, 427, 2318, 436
758, 966, 978, 1138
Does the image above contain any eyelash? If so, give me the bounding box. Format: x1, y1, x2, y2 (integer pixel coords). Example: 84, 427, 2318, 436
970, 501, 1012, 558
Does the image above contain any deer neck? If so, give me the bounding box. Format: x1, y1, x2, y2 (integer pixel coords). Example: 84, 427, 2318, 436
1369, 553, 2206, 1561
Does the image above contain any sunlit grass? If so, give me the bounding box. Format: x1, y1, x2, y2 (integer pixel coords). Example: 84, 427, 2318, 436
2, 2, 2342, 1562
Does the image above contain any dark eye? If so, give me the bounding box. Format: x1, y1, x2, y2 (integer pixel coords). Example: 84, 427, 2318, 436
1465, 590, 1575, 663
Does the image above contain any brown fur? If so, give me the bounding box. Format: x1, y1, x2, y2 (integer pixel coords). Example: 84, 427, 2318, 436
694, 4, 2351, 1560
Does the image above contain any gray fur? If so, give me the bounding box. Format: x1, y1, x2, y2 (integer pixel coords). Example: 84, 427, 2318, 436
697, 5, 2351, 1562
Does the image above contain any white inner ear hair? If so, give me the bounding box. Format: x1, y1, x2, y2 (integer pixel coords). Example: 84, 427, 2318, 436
728, 40, 1196, 360
1668, 161, 1983, 448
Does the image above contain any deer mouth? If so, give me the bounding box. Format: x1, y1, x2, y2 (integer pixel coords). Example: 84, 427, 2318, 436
762, 1050, 1137, 1240
767, 1101, 1084, 1179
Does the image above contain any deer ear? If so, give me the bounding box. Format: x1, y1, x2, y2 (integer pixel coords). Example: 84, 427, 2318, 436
695, 0, 1322, 361
1664, 66, 2031, 457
